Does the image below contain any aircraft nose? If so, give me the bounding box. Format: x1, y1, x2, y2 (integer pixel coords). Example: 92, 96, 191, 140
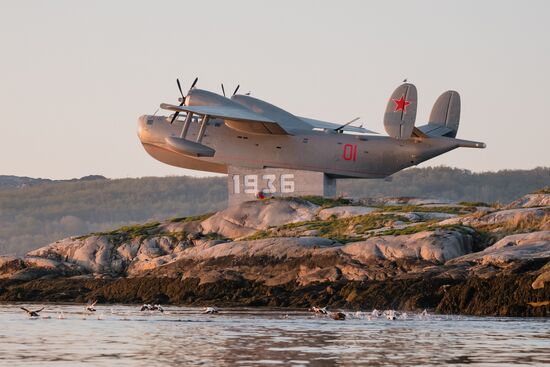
137, 115, 148, 140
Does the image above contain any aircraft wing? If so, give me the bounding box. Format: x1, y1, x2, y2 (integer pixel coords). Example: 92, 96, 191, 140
298, 116, 379, 134
160, 103, 290, 135
161, 103, 276, 124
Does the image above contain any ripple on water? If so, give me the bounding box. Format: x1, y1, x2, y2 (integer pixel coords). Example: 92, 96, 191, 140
0, 305, 549, 366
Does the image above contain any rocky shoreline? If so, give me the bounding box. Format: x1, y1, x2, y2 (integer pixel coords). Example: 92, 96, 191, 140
1, 191, 549, 316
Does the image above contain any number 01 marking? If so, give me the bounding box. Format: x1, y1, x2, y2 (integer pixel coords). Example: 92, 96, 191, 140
343, 144, 357, 161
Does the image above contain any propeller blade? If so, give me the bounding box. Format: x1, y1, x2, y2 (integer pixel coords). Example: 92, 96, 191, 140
190, 77, 198, 90
221, 83, 226, 97
232, 84, 240, 96
176, 79, 184, 99
170, 112, 180, 124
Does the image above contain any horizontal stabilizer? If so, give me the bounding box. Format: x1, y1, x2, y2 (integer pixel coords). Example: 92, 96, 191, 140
384, 83, 417, 139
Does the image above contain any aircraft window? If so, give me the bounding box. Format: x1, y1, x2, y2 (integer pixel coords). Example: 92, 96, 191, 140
243, 136, 248, 140
276, 146, 282, 149
214, 123, 221, 127
146, 117, 153, 125
302, 138, 308, 143
337, 142, 342, 145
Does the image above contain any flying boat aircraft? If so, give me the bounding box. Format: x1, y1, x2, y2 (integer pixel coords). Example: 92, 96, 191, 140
138, 78, 485, 183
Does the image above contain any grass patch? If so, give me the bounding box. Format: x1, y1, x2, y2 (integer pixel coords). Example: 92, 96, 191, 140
242, 213, 408, 243
534, 186, 550, 194
169, 213, 214, 223
379, 205, 476, 214
299, 196, 352, 208
459, 201, 491, 207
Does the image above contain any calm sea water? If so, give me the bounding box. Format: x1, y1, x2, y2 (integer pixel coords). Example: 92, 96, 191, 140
0, 304, 548, 366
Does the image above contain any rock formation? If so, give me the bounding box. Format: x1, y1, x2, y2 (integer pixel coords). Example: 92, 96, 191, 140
1, 191, 549, 316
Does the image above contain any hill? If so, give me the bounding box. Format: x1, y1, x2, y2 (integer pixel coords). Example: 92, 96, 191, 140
0, 166, 548, 255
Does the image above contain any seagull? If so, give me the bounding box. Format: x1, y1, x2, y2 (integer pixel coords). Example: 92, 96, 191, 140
371, 309, 381, 317
85, 300, 97, 312
21, 306, 44, 317
140, 304, 152, 311
331, 312, 346, 320
203, 307, 219, 314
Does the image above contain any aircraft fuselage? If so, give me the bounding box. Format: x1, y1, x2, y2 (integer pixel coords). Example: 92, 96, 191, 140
137, 115, 460, 179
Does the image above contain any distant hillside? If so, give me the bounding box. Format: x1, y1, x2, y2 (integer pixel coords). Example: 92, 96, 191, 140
339, 166, 550, 203
0, 167, 548, 255
0, 175, 106, 189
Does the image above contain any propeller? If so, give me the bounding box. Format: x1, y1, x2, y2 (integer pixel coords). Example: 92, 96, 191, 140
232, 84, 240, 96
221, 83, 240, 98
170, 77, 199, 124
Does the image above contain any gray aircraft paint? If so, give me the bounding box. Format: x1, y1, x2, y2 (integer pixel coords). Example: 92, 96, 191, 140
138, 83, 485, 181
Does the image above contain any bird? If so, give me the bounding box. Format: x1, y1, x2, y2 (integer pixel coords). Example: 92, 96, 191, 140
384, 310, 397, 320
140, 304, 152, 311
152, 304, 164, 313
203, 307, 219, 314
85, 300, 97, 312
371, 309, 381, 317
309, 306, 328, 315
21, 306, 44, 317
331, 312, 346, 320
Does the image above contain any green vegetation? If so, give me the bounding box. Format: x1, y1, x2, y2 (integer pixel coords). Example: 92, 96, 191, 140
339, 166, 550, 203
459, 201, 491, 207
534, 186, 550, 194
379, 205, 476, 214
298, 196, 352, 208
244, 213, 409, 243
169, 213, 214, 223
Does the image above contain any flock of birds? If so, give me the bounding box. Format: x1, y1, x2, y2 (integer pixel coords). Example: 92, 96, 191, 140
20, 302, 429, 321
307, 306, 428, 321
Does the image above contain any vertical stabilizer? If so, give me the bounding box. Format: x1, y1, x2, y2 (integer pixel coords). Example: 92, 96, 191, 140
383, 83, 417, 139
427, 90, 460, 137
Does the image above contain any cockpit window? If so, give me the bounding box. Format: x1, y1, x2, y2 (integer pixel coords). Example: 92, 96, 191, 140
146, 117, 154, 125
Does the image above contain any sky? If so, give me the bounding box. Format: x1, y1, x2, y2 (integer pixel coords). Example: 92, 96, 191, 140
0, 0, 549, 179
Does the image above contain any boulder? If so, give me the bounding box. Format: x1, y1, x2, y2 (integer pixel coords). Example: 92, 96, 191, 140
449, 231, 550, 266
200, 198, 318, 238
506, 193, 550, 209
182, 237, 337, 260
341, 229, 473, 263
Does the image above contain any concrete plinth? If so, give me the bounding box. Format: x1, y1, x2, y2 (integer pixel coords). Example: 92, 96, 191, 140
228, 166, 336, 206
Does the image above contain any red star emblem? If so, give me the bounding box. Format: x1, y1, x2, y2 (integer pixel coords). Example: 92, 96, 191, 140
393, 95, 410, 113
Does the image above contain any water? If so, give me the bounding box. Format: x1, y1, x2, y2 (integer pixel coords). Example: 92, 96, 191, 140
0, 304, 549, 366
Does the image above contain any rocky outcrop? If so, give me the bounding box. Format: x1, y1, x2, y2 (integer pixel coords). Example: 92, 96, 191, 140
449, 231, 550, 266
1, 191, 550, 316
200, 198, 318, 238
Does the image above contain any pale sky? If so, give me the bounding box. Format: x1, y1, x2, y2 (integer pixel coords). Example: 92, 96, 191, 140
1, 0, 548, 179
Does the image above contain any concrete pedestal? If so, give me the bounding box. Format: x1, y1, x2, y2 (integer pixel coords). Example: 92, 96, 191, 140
228, 166, 336, 206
